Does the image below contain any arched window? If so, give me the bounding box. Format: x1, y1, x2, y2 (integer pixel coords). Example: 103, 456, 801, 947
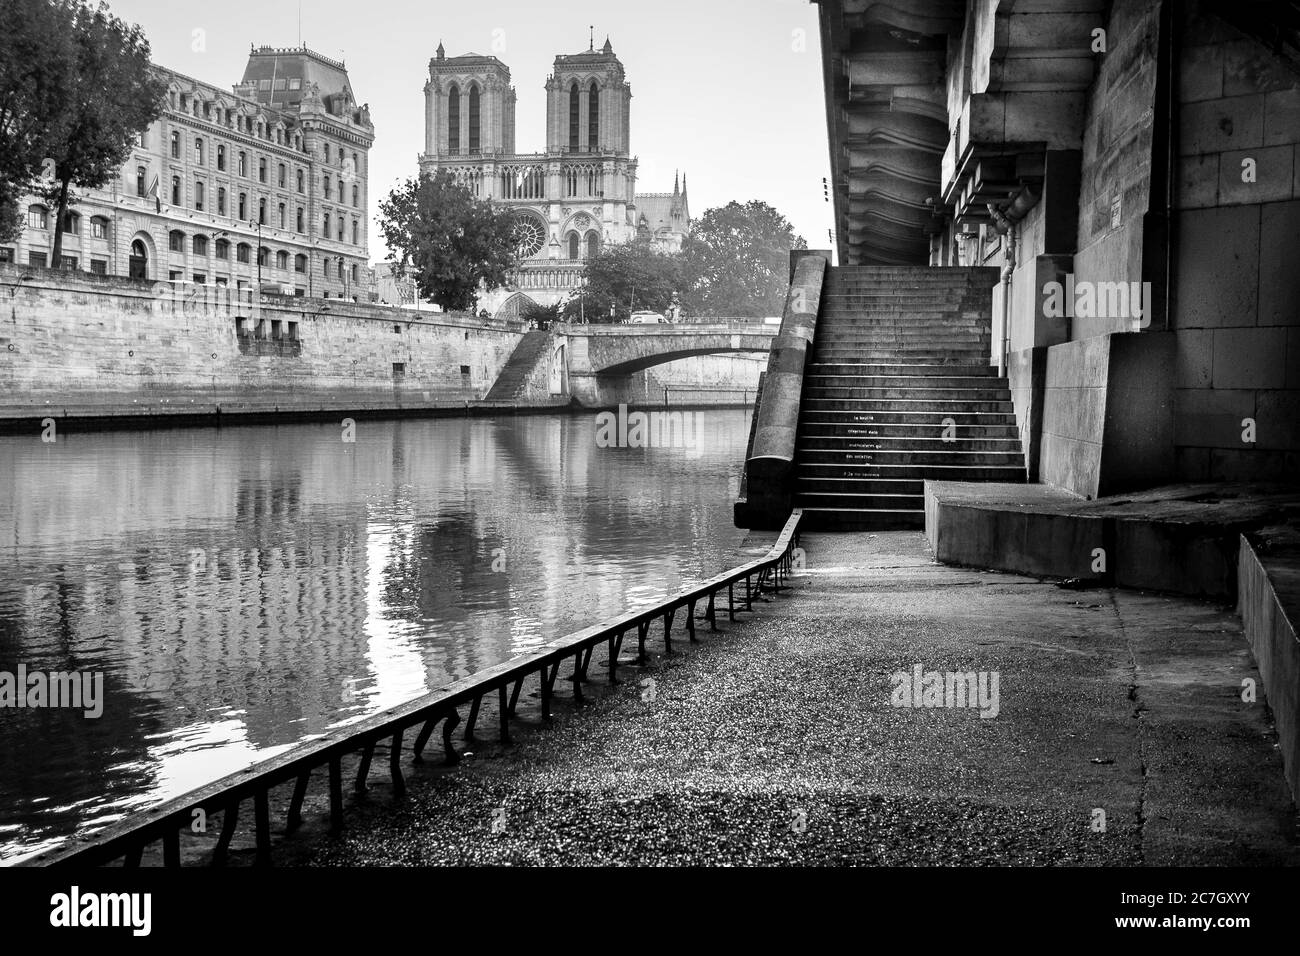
258, 157, 266, 182
238, 151, 247, 177
216, 238, 230, 260
323, 212, 330, 234
258, 197, 266, 224
447, 85, 460, 153
278, 163, 286, 187
136, 166, 146, 197
129, 239, 148, 280
351, 264, 359, 283
568, 82, 580, 151
170, 131, 180, 158
351, 220, 359, 244
278, 202, 285, 229
90, 216, 108, 239
194, 137, 204, 165
337, 259, 344, 280
352, 184, 358, 207
336, 217, 344, 241
193, 234, 208, 255
296, 168, 304, 193
171, 176, 181, 205
296, 207, 304, 232
257, 246, 269, 267
276, 249, 288, 270
567, 232, 580, 259
61, 210, 79, 234
168, 229, 185, 252
294, 253, 307, 273
588, 81, 599, 149
194, 180, 204, 211
27, 205, 47, 229
338, 146, 344, 164
217, 186, 226, 215
586, 231, 600, 258
468, 84, 481, 154
238, 192, 247, 220
217, 144, 226, 171
324, 174, 331, 199
236, 242, 251, 263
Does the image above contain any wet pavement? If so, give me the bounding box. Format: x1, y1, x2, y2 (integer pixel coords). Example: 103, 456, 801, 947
276, 531, 1299, 866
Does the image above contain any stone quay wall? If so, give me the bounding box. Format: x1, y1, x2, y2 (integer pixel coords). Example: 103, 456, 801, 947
0, 266, 527, 427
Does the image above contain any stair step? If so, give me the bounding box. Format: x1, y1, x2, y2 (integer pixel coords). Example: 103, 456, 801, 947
807, 374, 1004, 388
810, 363, 995, 375
797, 451, 1024, 466
799, 422, 1020, 438
799, 434, 1024, 450
796, 462, 1027, 480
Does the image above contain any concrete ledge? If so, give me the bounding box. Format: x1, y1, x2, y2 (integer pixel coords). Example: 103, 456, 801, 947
735, 251, 829, 529
925, 480, 1299, 598
1239, 527, 1300, 800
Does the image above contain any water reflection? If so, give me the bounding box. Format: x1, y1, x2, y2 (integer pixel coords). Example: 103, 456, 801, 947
0, 411, 750, 861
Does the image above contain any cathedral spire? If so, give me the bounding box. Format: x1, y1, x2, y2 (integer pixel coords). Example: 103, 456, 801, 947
673, 170, 679, 195
436, 40, 445, 60
602, 35, 613, 55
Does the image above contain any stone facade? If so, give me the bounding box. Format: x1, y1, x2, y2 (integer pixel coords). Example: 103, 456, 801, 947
815, 0, 1299, 493
418, 38, 690, 316
1, 46, 375, 302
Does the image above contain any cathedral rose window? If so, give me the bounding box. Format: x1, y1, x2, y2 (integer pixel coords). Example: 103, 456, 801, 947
512, 215, 546, 258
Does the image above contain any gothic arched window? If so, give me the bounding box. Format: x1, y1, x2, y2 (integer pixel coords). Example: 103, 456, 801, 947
568, 82, 580, 152
586, 231, 600, 259
447, 85, 460, 153
567, 232, 580, 260
588, 81, 599, 150
468, 85, 480, 154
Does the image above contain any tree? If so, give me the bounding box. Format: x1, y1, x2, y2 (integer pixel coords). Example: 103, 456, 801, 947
519, 299, 562, 328
563, 240, 684, 323
680, 200, 806, 317
42, 2, 166, 265
0, 0, 78, 243
378, 169, 519, 312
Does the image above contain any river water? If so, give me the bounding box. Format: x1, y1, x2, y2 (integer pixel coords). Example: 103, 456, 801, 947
0, 410, 752, 863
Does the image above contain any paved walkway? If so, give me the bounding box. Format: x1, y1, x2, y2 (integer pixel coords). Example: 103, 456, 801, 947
291, 531, 1298, 866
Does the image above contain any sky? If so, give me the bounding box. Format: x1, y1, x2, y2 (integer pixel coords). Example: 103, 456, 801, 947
105, 0, 834, 263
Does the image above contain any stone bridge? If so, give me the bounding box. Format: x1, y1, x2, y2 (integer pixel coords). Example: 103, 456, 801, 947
563, 322, 777, 404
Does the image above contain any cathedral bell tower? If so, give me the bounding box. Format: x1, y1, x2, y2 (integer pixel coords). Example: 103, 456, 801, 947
545, 35, 630, 155
423, 42, 516, 158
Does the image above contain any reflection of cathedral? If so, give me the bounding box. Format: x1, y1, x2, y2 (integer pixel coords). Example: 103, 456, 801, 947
418, 36, 690, 318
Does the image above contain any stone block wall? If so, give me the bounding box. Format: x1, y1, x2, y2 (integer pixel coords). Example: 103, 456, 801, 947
0, 267, 525, 420
1172, 9, 1300, 482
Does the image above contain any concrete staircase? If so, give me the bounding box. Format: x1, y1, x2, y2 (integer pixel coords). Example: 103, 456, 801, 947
795, 265, 1026, 530
484, 330, 553, 401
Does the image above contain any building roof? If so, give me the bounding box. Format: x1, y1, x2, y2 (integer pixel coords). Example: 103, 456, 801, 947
240, 45, 355, 111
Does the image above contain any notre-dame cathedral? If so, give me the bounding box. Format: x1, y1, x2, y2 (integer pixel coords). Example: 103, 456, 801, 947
419, 36, 690, 318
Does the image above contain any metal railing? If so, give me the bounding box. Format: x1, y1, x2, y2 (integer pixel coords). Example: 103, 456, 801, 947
29, 508, 803, 868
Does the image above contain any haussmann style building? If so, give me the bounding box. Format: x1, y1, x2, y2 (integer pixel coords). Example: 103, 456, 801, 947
2, 45, 375, 302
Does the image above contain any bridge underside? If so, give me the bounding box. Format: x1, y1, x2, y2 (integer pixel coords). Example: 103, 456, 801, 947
595, 346, 771, 377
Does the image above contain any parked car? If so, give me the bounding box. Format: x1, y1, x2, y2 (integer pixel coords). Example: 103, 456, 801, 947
628, 311, 666, 324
